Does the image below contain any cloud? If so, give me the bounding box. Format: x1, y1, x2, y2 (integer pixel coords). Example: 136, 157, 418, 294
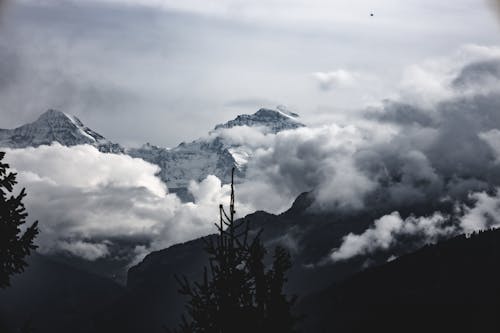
3, 144, 256, 262
312, 70, 359, 91
331, 211, 456, 261
361, 46, 500, 206
222, 47, 500, 216
479, 129, 500, 163
237, 124, 389, 212
224, 98, 279, 110
3, 0, 498, 146
460, 190, 500, 233
326, 46, 500, 262
57, 240, 111, 261
5, 44, 500, 266
0, 0, 7, 17
489, 0, 500, 22
331, 188, 500, 262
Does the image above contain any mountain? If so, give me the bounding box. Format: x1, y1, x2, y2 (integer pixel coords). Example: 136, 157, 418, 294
104, 191, 449, 333
127, 136, 237, 190
0, 192, 497, 333
0, 110, 123, 153
213, 107, 303, 133
126, 107, 304, 191
0, 108, 304, 197
0, 253, 125, 333
298, 228, 500, 333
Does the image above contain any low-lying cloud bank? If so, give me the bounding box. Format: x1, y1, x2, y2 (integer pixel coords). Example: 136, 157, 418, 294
4, 44, 500, 265
330, 188, 500, 262
4, 144, 255, 263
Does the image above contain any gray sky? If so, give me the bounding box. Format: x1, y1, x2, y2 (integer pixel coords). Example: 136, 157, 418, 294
0, 0, 499, 147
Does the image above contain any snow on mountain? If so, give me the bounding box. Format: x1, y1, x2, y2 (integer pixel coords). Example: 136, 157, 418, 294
128, 107, 304, 190
214, 107, 303, 133
1, 107, 304, 199
0, 109, 123, 153
127, 137, 236, 189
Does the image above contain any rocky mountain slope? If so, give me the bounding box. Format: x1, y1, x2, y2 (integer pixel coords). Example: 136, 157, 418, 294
127, 107, 303, 189
0, 109, 123, 153
106, 192, 458, 333
213, 107, 303, 133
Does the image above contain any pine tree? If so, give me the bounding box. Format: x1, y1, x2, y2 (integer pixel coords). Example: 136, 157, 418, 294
171, 168, 300, 333
0, 151, 39, 288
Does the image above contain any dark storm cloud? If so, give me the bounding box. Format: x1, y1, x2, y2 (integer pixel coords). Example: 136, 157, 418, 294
362, 92, 500, 207
490, 0, 500, 21
452, 59, 500, 88
0, 45, 19, 91
0, 0, 7, 13
241, 51, 500, 216
365, 101, 437, 127
329, 51, 500, 261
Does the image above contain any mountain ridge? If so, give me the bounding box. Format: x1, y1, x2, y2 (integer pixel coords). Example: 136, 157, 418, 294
0, 109, 124, 153
0, 107, 304, 196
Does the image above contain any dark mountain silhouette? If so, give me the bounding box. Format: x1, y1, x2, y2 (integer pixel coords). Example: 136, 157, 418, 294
0, 253, 124, 333
104, 192, 458, 332
0, 190, 497, 332
299, 228, 500, 333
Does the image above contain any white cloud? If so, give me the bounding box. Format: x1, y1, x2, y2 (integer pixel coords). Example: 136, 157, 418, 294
331, 188, 500, 262
312, 70, 359, 91
4, 144, 256, 262
330, 212, 456, 261
57, 240, 111, 261
395, 44, 500, 108
460, 191, 500, 233
238, 123, 391, 212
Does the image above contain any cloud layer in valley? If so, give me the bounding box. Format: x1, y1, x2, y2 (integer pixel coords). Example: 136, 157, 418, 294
4, 144, 256, 262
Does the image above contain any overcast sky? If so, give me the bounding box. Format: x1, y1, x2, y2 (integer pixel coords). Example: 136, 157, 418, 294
0, 0, 499, 147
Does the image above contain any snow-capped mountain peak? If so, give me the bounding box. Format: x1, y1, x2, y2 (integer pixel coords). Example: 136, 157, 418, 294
1, 107, 305, 201
0, 109, 123, 153
214, 107, 304, 133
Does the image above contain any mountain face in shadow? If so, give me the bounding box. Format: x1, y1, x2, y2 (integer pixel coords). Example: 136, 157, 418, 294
0, 253, 124, 333
111, 191, 458, 332
299, 228, 500, 333
0, 193, 497, 333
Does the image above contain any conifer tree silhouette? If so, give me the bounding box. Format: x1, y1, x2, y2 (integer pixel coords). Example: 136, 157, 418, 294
0, 151, 39, 288
171, 168, 299, 333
